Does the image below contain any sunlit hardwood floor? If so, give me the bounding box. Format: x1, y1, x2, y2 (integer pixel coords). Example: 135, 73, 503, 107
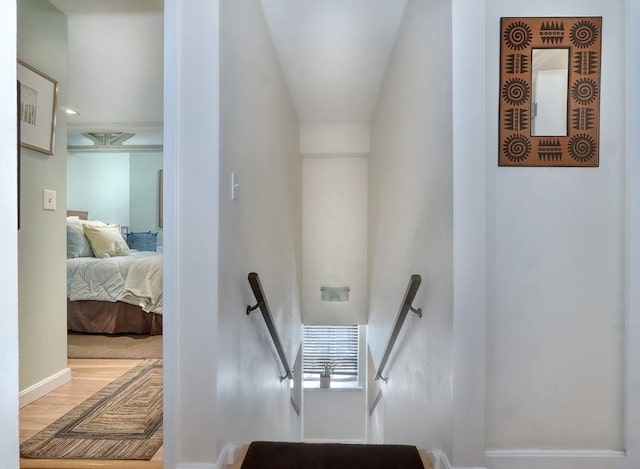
20, 359, 163, 469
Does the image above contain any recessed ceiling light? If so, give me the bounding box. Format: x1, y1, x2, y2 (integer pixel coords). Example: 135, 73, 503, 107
64, 107, 80, 116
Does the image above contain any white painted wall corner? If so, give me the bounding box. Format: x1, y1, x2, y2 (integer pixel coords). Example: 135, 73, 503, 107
208, 444, 237, 469
299, 124, 370, 154
222, 444, 237, 467
433, 450, 487, 469
19, 367, 71, 408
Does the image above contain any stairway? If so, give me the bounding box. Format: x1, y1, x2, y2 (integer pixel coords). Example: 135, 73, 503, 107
227, 443, 435, 469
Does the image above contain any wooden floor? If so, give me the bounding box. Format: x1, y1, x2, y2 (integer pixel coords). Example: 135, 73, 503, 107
19, 359, 163, 469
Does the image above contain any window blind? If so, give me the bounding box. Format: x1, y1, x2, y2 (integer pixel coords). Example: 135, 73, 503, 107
303, 325, 359, 378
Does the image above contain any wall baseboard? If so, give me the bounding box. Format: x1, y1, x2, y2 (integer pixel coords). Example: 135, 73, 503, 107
178, 444, 235, 469
433, 450, 487, 469
19, 367, 71, 408
433, 450, 449, 469
485, 450, 626, 469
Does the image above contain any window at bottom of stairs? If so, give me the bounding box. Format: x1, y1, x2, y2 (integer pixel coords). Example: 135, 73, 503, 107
302, 324, 359, 389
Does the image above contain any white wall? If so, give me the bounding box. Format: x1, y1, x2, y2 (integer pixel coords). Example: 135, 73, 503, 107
451, 0, 489, 465
17, 0, 69, 392
163, 0, 220, 465
485, 0, 627, 455
303, 389, 366, 441
625, 2, 640, 467
0, 0, 19, 466
217, 0, 302, 460
302, 155, 368, 325
300, 124, 369, 155
67, 152, 130, 225
367, 0, 453, 457
67, 151, 163, 245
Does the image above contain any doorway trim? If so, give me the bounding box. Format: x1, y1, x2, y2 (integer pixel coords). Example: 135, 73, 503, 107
0, 0, 19, 466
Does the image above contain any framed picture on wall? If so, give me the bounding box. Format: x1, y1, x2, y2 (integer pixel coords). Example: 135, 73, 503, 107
17, 60, 58, 155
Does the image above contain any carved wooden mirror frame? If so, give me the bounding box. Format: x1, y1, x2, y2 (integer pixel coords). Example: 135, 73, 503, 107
499, 17, 602, 166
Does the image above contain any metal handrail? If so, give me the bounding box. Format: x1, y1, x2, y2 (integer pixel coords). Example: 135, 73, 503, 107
375, 274, 423, 382
246, 272, 293, 381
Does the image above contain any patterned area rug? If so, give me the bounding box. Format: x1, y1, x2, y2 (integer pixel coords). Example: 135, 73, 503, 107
20, 359, 163, 460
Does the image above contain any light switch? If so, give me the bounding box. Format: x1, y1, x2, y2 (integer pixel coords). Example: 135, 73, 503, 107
43, 189, 56, 211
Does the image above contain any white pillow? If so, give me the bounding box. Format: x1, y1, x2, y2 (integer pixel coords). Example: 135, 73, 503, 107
83, 224, 130, 258
80, 219, 108, 228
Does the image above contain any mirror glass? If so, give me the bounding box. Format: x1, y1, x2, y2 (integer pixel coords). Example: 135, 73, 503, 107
531, 48, 569, 136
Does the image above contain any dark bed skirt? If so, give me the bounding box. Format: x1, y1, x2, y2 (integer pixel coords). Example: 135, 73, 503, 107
67, 299, 163, 335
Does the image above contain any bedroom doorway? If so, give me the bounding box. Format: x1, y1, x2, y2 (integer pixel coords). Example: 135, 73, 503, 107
59, 1, 165, 358
17, 0, 165, 466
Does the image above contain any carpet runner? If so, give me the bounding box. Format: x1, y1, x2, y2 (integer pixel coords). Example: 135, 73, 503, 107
240, 441, 425, 469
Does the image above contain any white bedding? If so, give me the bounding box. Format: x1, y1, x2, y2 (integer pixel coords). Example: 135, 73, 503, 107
67, 251, 163, 314
119, 254, 163, 315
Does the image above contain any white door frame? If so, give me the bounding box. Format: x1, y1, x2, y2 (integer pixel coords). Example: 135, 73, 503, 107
0, 0, 19, 467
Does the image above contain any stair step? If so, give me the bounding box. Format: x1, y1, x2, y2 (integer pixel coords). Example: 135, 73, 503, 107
227, 444, 434, 469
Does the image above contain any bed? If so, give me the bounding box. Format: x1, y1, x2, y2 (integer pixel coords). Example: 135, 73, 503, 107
66, 211, 163, 335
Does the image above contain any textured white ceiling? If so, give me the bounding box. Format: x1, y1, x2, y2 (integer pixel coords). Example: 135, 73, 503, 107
261, 0, 406, 124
